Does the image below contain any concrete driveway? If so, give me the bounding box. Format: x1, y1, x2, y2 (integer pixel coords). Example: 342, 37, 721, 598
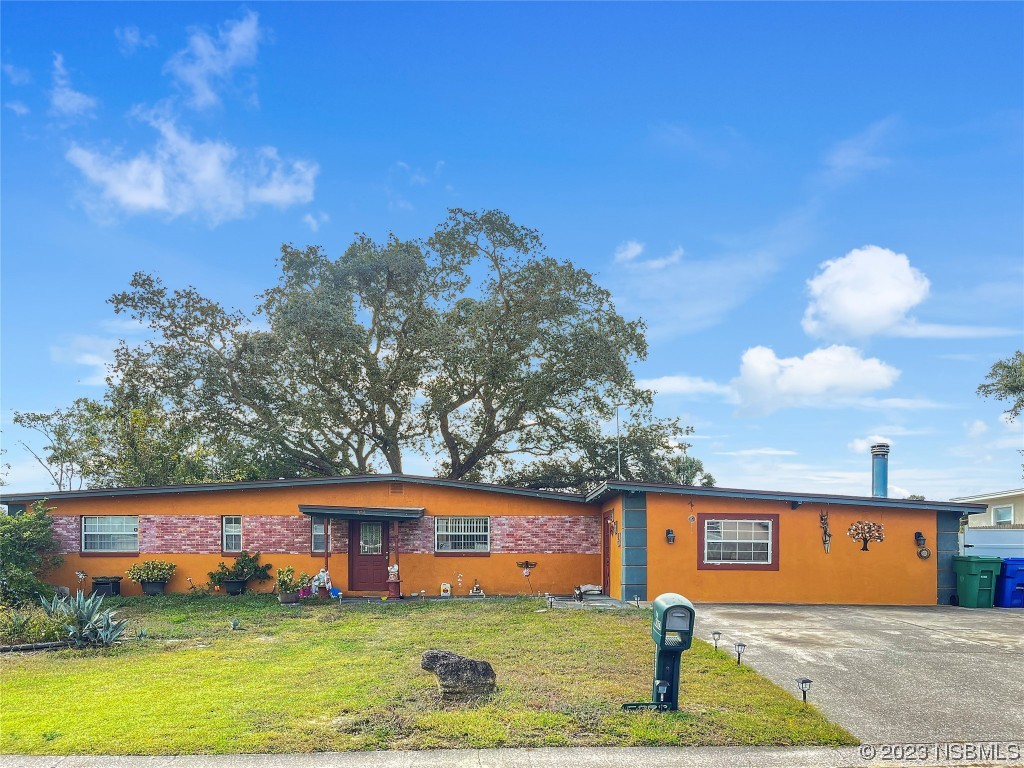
696, 604, 1024, 743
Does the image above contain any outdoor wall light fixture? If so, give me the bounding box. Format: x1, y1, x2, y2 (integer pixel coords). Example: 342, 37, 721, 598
796, 677, 813, 703
734, 642, 746, 665
914, 531, 926, 548
712, 631, 722, 650
666, 529, 676, 544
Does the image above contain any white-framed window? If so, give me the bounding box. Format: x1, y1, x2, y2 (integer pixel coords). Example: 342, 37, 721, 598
82, 516, 139, 553
993, 505, 1013, 526
435, 516, 490, 553
222, 516, 242, 552
312, 517, 329, 552
704, 519, 772, 564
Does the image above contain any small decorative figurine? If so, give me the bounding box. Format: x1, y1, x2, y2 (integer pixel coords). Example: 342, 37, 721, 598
310, 568, 333, 595
387, 564, 400, 582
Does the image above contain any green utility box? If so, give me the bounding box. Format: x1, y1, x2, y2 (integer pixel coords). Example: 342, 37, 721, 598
952, 556, 1003, 608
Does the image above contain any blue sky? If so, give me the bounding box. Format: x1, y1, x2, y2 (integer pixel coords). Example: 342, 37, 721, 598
2, 2, 1021, 499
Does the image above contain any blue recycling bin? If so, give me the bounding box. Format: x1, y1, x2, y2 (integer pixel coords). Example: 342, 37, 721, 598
994, 558, 1024, 609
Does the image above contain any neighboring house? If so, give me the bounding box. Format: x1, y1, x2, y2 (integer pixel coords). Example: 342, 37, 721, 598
951, 488, 1024, 528
0, 446, 985, 605
951, 489, 1024, 559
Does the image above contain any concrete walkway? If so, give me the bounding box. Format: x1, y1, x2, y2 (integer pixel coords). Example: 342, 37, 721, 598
695, 604, 1024, 742
5, 744, 1023, 768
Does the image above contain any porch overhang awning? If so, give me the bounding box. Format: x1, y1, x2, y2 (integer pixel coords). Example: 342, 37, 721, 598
298, 505, 424, 521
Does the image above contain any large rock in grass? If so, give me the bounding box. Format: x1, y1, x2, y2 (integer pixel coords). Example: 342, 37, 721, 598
421, 649, 496, 699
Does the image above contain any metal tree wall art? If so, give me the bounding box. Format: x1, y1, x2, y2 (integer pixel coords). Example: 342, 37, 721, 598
819, 511, 832, 553
847, 520, 885, 551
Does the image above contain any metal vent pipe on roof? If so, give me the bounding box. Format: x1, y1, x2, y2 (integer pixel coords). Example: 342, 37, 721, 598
871, 443, 890, 498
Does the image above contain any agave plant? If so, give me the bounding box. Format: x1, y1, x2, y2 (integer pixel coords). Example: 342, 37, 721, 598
40, 591, 127, 648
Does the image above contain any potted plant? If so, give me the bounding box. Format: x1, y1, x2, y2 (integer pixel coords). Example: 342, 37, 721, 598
126, 561, 177, 596
274, 566, 310, 604
207, 551, 272, 596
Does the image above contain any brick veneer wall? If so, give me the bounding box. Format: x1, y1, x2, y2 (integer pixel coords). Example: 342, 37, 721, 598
492, 515, 600, 554
52, 515, 80, 555
242, 515, 314, 554
399, 517, 435, 554
50, 512, 599, 556
141, 515, 221, 554
399, 515, 600, 555
330, 520, 349, 554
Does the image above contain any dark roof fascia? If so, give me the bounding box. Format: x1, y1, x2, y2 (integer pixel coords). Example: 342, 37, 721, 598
0, 474, 587, 505
299, 505, 424, 520
585, 481, 988, 514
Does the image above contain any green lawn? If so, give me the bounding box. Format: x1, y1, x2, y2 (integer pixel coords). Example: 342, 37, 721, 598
0, 595, 854, 754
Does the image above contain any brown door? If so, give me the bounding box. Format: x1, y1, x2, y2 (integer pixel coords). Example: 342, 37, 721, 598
602, 511, 612, 595
349, 520, 390, 591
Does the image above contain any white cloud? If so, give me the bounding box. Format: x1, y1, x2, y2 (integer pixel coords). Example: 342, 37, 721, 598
733, 345, 900, 414
613, 241, 682, 269
99, 317, 148, 335
802, 245, 1015, 340
823, 118, 895, 183
2, 62, 32, 86
49, 53, 97, 118
965, 419, 988, 439
848, 435, 893, 454
66, 110, 318, 225
889, 321, 1018, 339
5, 101, 29, 117
716, 448, 798, 457
614, 240, 644, 263
802, 245, 930, 338
116, 25, 157, 56
164, 10, 262, 109
49, 335, 116, 386
303, 211, 329, 232
248, 148, 317, 205
644, 345, 918, 414
638, 374, 735, 400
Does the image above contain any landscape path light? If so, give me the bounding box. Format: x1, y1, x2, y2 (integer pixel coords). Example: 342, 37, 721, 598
712, 631, 721, 650
734, 641, 746, 665
796, 677, 813, 703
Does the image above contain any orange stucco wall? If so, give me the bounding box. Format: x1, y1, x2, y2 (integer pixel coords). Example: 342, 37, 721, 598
643, 492, 938, 605
40, 481, 601, 597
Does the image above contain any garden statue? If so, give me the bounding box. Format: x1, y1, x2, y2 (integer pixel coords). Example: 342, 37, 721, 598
310, 568, 333, 595
387, 563, 400, 582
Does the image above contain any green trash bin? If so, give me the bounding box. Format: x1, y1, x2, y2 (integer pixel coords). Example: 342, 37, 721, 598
952, 556, 1003, 608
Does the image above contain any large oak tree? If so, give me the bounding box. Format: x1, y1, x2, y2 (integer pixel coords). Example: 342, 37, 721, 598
18, 209, 712, 489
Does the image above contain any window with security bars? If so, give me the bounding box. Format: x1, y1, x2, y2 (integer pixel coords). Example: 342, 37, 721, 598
222, 516, 242, 552
435, 517, 490, 552
704, 519, 772, 564
82, 516, 139, 553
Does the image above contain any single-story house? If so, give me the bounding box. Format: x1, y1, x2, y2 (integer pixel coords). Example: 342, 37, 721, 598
0, 445, 985, 605
952, 488, 1024, 559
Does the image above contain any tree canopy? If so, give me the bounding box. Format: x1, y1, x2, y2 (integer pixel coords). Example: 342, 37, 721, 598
15, 209, 712, 492
977, 350, 1024, 422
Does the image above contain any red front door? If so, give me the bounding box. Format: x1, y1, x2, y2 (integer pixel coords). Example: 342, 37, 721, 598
349, 520, 390, 591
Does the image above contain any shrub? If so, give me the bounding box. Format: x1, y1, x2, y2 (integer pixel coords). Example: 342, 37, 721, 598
126, 560, 177, 583
274, 566, 310, 594
0, 606, 67, 645
40, 591, 128, 648
0, 500, 63, 607
207, 551, 272, 588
